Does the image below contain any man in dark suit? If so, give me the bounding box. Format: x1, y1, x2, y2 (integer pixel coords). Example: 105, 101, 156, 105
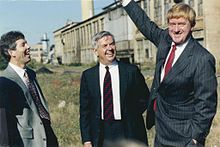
79, 31, 150, 147
0, 31, 58, 147
120, 0, 217, 146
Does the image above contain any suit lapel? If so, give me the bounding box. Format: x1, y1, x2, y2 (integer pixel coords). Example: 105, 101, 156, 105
118, 62, 128, 110
4, 66, 39, 115
155, 43, 171, 86
155, 59, 164, 86
92, 64, 101, 115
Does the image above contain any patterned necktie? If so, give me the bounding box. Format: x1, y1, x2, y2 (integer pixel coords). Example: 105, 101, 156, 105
103, 66, 114, 120
164, 44, 176, 78
24, 71, 50, 120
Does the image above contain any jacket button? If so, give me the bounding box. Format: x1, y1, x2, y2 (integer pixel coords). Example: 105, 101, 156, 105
40, 122, 43, 125
43, 138, 46, 141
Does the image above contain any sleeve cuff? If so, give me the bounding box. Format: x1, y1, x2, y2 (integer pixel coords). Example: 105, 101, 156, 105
122, 0, 132, 7
84, 141, 91, 144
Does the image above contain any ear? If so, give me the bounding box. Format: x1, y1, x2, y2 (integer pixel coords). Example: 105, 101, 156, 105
191, 23, 196, 31
8, 49, 16, 57
93, 48, 98, 56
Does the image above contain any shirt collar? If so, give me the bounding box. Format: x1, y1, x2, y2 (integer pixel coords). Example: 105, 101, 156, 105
173, 37, 190, 50
9, 62, 26, 78
99, 60, 118, 69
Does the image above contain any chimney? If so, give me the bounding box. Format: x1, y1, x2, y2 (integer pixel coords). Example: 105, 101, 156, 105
81, 0, 94, 21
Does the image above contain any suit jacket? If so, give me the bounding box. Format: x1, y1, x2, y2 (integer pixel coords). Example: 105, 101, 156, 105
124, 0, 217, 146
79, 61, 150, 145
0, 65, 50, 147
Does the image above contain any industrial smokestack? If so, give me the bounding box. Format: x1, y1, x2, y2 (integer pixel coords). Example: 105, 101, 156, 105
81, 0, 94, 21
41, 33, 49, 54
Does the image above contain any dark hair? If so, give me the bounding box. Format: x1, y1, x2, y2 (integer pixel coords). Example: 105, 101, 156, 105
0, 31, 25, 61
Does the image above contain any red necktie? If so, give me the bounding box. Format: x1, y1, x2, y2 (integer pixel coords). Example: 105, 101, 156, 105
164, 44, 176, 78
103, 66, 114, 120
24, 71, 50, 120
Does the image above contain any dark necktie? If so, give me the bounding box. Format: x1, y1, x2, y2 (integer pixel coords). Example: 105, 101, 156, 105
103, 66, 114, 120
24, 71, 50, 120
164, 44, 176, 78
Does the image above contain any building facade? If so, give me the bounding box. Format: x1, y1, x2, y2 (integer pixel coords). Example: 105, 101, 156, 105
53, 0, 220, 68
30, 43, 43, 63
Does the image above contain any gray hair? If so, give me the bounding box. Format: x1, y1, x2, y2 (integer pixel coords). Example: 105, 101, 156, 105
91, 31, 115, 49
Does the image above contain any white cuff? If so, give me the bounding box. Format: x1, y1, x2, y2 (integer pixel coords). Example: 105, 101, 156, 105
84, 141, 91, 144
122, 0, 132, 7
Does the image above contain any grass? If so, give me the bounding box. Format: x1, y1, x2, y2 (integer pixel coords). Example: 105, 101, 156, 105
37, 65, 83, 147
36, 64, 220, 147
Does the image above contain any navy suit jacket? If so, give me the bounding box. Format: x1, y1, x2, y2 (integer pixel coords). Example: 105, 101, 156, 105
0, 65, 50, 147
79, 61, 149, 145
124, 0, 217, 146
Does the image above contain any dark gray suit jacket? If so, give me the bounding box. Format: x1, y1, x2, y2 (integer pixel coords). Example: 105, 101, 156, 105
79, 61, 149, 145
124, 0, 217, 146
0, 65, 50, 147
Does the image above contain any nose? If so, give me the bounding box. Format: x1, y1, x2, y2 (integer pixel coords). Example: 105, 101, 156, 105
173, 25, 180, 32
106, 44, 115, 50
26, 43, 30, 49
173, 24, 181, 33
106, 44, 111, 50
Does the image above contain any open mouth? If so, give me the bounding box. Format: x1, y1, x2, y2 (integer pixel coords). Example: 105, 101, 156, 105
106, 53, 114, 58
24, 49, 30, 56
106, 50, 114, 56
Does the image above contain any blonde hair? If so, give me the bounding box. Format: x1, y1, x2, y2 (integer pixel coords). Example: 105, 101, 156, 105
167, 3, 196, 27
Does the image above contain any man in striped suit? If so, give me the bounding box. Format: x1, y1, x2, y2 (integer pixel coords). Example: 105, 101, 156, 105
121, 0, 217, 146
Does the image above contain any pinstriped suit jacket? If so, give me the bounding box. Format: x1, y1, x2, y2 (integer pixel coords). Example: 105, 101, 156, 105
124, 0, 217, 146
0, 65, 50, 147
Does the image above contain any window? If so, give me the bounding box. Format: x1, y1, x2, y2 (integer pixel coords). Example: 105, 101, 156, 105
93, 21, 98, 34
198, 0, 203, 16
144, 0, 150, 15
143, 39, 153, 59
188, 0, 194, 8
154, 0, 162, 25
164, 0, 172, 25
145, 49, 150, 58
100, 18, 104, 31
137, 40, 143, 63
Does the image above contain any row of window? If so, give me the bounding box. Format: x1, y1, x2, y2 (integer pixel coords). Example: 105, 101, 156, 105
62, 18, 104, 51
152, 0, 203, 25
30, 48, 42, 52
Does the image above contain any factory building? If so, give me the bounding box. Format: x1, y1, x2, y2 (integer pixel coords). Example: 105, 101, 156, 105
53, 0, 220, 68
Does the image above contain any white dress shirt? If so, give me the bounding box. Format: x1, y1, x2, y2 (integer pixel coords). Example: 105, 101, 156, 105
99, 61, 121, 120
161, 40, 189, 81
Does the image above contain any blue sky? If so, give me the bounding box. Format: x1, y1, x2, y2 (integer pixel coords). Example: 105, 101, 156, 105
0, 0, 114, 45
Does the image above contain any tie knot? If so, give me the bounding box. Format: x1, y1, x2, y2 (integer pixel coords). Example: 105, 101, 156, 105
172, 44, 176, 51
24, 70, 28, 78
105, 66, 109, 71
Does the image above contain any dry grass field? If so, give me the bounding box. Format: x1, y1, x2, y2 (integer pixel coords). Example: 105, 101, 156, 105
36, 64, 220, 147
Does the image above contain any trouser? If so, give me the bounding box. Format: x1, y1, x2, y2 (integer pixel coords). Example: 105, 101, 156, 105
98, 120, 125, 147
